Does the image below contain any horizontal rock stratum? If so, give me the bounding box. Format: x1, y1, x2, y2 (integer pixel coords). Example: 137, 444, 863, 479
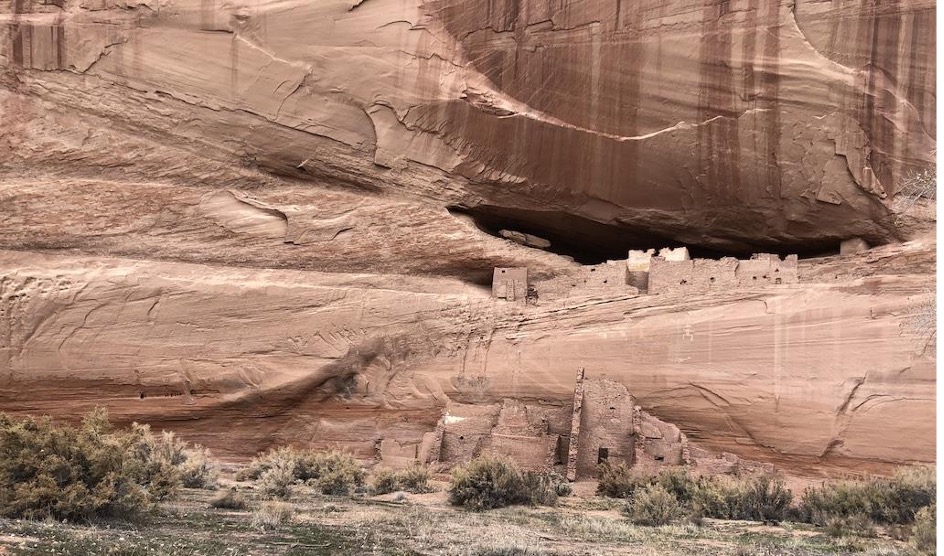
0, 242, 934, 474
0, 0, 936, 476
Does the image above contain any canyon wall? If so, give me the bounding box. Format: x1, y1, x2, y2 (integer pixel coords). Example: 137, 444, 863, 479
0, 244, 934, 475
0, 0, 936, 253
0, 0, 936, 476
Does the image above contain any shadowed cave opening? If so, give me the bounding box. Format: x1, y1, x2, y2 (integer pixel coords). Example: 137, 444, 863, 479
449, 205, 840, 266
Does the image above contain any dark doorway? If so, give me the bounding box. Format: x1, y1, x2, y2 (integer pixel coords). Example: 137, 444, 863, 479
597, 447, 609, 464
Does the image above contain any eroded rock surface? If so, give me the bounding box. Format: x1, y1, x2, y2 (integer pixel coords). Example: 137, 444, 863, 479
0, 0, 936, 476
0, 0, 936, 251
0, 242, 933, 475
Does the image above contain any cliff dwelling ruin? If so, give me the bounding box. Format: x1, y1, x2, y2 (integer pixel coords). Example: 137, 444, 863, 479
492, 247, 800, 303
375, 369, 767, 481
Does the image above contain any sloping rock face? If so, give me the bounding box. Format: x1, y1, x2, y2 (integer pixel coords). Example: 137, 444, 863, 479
0, 0, 935, 252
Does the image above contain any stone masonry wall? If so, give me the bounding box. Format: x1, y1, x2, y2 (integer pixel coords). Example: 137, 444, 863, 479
649, 254, 798, 294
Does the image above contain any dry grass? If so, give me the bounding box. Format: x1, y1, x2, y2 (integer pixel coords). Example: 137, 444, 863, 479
250, 500, 295, 530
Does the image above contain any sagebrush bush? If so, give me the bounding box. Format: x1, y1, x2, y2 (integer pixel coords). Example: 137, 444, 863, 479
797, 466, 935, 526
240, 446, 365, 498
521, 471, 560, 507
210, 488, 247, 510
258, 456, 297, 500
739, 474, 792, 523
824, 513, 876, 538
305, 451, 366, 495
0, 409, 184, 522
911, 504, 935, 555
449, 456, 528, 511
596, 461, 648, 499
371, 466, 431, 495
448, 456, 567, 511
626, 484, 681, 526
179, 443, 219, 490
251, 501, 294, 530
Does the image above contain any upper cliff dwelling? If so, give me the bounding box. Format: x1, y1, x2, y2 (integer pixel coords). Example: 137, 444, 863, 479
449, 204, 849, 270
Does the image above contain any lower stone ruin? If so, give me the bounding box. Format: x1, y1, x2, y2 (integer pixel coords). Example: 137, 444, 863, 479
376, 371, 771, 480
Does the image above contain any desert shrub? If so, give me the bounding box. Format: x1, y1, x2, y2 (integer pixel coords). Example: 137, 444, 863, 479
371, 466, 431, 495
238, 447, 365, 498
550, 472, 573, 497
0, 409, 185, 522
738, 474, 792, 523
626, 484, 681, 526
179, 443, 219, 490
310, 452, 365, 496
250, 501, 294, 530
656, 468, 699, 504
521, 471, 562, 507
911, 504, 935, 555
236, 445, 297, 481
824, 514, 877, 538
371, 469, 400, 495
798, 466, 935, 526
210, 488, 247, 510
258, 456, 297, 500
689, 474, 791, 523
448, 456, 529, 510
396, 465, 432, 494
690, 475, 738, 519
596, 461, 649, 499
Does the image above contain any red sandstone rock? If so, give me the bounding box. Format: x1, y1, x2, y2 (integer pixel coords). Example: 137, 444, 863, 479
0, 0, 935, 478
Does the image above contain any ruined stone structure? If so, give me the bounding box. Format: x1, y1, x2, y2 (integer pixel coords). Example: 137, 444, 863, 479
648, 253, 798, 294
492, 267, 528, 302
427, 399, 569, 472
566, 368, 585, 481
532, 260, 636, 300
574, 377, 637, 478
398, 372, 700, 479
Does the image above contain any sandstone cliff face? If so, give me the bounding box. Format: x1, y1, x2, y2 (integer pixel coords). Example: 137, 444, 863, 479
0, 0, 936, 476
0, 241, 934, 474
0, 0, 935, 251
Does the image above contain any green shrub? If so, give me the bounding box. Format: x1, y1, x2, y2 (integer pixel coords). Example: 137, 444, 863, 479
210, 488, 247, 510
448, 456, 529, 510
798, 466, 935, 526
371, 469, 400, 495
911, 504, 935, 555
310, 453, 365, 496
656, 468, 699, 504
521, 471, 563, 507
739, 474, 792, 523
626, 484, 681, 526
396, 465, 432, 494
239, 447, 365, 498
371, 466, 431, 495
596, 461, 648, 499
0, 409, 183, 522
236, 445, 297, 481
824, 514, 876, 538
448, 457, 565, 511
